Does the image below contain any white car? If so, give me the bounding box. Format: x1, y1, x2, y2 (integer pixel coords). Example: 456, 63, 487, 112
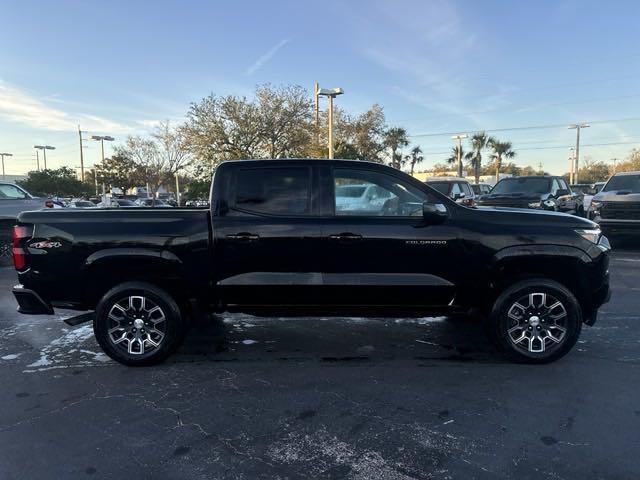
335, 183, 394, 214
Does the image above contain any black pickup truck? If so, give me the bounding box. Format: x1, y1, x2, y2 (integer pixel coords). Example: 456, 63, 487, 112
12, 159, 610, 365
477, 175, 584, 216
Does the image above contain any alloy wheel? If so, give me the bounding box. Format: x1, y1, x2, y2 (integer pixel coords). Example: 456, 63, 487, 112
506, 292, 568, 354
106, 295, 167, 355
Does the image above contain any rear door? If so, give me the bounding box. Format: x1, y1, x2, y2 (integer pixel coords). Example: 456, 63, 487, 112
213, 164, 325, 307
322, 166, 461, 308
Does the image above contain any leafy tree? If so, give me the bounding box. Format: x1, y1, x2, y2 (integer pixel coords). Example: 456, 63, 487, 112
333, 140, 360, 160
343, 104, 387, 162
86, 155, 143, 192
465, 132, 489, 184
573, 158, 611, 183
384, 127, 409, 169
17, 167, 89, 197
488, 138, 516, 182
614, 149, 640, 173
256, 84, 313, 158
405, 146, 424, 175
115, 121, 191, 196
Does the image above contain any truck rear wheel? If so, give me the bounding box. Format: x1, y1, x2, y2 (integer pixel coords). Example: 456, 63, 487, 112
486, 278, 582, 363
94, 282, 186, 366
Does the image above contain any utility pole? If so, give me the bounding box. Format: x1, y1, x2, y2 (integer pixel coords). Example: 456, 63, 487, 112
612, 158, 618, 173
568, 123, 590, 184
175, 173, 180, 206
568, 148, 575, 184
451, 134, 468, 178
0, 153, 13, 180
313, 82, 319, 145
35, 150, 40, 171
317, 87, 344, 159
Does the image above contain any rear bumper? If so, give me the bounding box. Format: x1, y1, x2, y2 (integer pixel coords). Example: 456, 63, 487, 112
12, 285, 54, 315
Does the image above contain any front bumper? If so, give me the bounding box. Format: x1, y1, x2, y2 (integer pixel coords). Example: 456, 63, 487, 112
594, 218, 640, 236
12, 284, 53, 315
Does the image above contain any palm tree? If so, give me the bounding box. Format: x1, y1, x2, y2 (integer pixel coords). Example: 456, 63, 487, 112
405, 146, 424, 175
465, 131, 489, 184
384, 127, 409, 169
447, 145, 465, 170
488, 138, 516, 183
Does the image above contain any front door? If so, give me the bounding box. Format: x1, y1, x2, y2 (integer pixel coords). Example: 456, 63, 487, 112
213, 164, 324, 308
322, 166, 460, 309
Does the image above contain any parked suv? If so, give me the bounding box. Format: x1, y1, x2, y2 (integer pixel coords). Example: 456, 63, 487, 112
589, 171, 640, 236
425, 177, 475, 207
12, 159, 610, 366
477, 176, 583, 215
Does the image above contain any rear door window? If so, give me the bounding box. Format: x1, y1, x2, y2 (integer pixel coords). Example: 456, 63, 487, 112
234, 167, 311, 215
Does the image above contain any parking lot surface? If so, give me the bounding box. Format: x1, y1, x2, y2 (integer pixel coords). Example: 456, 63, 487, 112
1, 249, 639, 479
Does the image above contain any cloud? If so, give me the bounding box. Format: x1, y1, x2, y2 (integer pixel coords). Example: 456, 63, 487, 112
0, 81, 132, 133
246, 38, 290, 76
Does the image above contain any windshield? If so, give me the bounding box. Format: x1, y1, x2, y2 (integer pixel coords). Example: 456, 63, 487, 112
336, 185, 366, 198
603, 174, 640, 193
491, 177, 551, 194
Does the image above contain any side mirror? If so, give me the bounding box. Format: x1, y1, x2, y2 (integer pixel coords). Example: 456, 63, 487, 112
453, 192, 465, 200
423, 202, 448, 224
556, 188, 569, 197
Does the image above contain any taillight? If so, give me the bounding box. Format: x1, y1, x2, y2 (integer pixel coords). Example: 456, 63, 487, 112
45, 200, 54, 208
12, 225, 33, 271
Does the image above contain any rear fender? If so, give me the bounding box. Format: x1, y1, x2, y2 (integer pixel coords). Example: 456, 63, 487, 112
82, 248, 186, 306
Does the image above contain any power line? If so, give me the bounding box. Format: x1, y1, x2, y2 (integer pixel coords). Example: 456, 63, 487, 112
409, 117, 640, 138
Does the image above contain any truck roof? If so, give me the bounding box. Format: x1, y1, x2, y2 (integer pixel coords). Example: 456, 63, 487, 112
218, 158, 384, 168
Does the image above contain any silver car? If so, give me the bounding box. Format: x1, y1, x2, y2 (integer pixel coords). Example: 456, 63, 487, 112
0, 182, 54, 261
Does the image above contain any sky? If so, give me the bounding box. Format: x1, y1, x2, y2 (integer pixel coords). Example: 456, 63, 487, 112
1, 0, 639, 176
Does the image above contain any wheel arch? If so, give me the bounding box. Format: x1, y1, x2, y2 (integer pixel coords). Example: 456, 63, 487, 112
81, 248, 190, 308
487, 245, 592, 320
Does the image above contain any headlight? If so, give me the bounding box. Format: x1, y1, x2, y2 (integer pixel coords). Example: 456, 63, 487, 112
528, 201, 542, 209
575, 228, 602, 244
589, 200, 602, 212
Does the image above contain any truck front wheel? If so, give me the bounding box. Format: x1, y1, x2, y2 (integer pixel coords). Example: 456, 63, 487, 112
487, 278, 582, 363
94, 282, 186, 366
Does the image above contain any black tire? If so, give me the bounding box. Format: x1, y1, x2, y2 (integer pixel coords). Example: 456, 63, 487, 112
486, 278, 582, 364
94, 282, 186, 366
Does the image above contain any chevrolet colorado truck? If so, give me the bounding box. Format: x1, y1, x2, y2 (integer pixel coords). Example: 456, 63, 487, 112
12, 159, 611, 365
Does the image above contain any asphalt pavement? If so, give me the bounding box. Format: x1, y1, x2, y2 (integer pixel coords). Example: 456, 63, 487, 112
0, 249, 639, 479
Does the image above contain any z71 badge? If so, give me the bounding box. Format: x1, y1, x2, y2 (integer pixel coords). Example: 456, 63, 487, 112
29, 241, 62, 249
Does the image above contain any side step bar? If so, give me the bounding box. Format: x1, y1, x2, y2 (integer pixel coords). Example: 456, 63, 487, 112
64, 312, 95, 326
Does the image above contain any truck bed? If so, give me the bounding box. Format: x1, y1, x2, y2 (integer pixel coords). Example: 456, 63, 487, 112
15, 208, 212, 310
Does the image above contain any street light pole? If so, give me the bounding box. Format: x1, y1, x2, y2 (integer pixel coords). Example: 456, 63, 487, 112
568, 123, 590, 184
91, 136, 115, 201
451, 134, 468, 178
34, 145, 55, 170
317, 87, 344, 159
0, 153, 13, 180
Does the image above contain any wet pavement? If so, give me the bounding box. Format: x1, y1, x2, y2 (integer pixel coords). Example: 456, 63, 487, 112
0, 249, 639, 479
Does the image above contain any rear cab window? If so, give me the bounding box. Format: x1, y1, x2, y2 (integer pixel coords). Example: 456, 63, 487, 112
232, 166, 312, 216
